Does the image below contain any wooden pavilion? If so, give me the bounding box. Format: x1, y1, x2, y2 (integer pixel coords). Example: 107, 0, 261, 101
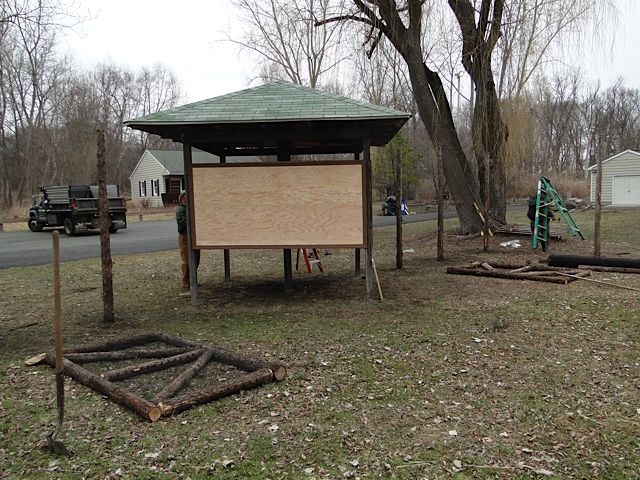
124, 81, 410, 303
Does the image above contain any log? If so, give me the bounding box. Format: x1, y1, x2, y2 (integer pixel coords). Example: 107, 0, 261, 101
446, 266, 575, 284
101, 349, 204, 382
64, 333, 159, 354
481, 262, 495, 271
153, 331, 287, 381
548, 254, 640, 269
44, 353, 161, 422
580, 265, 640, 274
65, 348, 193, 363
151, 349, 214, 403
158, 368, 274, 417
509, 266, 532, 273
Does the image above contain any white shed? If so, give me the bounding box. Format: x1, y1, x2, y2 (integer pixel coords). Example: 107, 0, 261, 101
129, 149, 260, 208
588, 150, 640, 205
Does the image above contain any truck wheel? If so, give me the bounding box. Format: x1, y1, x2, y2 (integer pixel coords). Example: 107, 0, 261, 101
28, 218, 44, 232
63, 218, 76, 236
109, 224, 118, 234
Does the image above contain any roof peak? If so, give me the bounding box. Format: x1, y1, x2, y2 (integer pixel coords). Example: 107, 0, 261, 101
125, 81, 410, 126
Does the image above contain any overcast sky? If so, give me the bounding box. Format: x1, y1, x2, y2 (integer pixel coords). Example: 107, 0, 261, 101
61, 0, 640, 105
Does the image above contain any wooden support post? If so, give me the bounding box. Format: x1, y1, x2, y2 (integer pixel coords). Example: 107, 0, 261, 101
278, 142, 293, 293
364, 137, 373, 299
224, 249, 231, 281
594, 143, 604, 258
354, 249, 361, 278
220, 155, 231, 281
182, 141, 198, 305
395, 150, 403, 270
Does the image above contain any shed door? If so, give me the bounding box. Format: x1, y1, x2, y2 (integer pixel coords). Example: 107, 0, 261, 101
612, 175, 640, 204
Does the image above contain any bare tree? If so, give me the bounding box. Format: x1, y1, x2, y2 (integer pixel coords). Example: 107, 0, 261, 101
134, 63, 183, 152
496, 0, 618, 101
227, 0, 348, 88
0, 0, 85, 207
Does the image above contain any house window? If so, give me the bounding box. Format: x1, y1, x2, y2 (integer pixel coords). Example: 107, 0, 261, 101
170, 179, 182, 193
152, 179, 160, 196
139, 181, 147, 197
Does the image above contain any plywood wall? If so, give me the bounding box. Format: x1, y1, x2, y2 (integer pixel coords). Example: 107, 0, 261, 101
192, 162, 365, 248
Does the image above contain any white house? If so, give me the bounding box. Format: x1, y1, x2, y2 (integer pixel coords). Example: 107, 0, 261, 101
129, 149, 261, 208
588, 150, 640, 205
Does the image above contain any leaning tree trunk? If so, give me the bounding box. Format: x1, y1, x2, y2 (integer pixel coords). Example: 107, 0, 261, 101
404, 53, 485, 234
473, 65, 508, 225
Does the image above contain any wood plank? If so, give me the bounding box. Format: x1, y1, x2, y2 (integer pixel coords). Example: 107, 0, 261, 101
192, 163, 365, 248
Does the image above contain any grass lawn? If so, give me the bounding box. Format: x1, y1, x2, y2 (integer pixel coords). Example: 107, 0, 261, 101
1, 209, 639, 479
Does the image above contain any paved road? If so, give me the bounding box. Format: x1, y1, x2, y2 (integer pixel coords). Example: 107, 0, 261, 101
0, 211, 463, 269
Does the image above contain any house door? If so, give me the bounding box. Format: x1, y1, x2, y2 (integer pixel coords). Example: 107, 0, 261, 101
612, 175, 640, 204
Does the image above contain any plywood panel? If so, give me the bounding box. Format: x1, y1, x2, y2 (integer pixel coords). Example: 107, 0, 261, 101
192, 163, 365, 248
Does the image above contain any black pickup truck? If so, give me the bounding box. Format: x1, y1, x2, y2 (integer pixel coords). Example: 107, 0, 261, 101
28, 185, 127, 235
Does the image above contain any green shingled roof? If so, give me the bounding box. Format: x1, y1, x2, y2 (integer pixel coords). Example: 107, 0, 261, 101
125, 81, 409, 125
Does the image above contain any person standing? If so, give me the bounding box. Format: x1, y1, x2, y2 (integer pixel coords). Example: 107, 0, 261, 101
176, 190, 200, 297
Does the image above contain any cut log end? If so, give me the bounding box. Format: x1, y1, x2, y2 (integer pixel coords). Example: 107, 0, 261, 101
272, 365, 287, 382
148, 407, 162, 422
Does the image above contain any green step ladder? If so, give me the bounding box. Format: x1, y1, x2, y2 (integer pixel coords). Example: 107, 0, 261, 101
532, 177, 585, 251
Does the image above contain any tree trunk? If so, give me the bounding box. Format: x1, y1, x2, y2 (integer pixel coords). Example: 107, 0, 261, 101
404, 54, 484, 233
96, 129, 115, 322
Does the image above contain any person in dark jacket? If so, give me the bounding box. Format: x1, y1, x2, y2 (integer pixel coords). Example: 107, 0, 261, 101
176, 191, 200, 296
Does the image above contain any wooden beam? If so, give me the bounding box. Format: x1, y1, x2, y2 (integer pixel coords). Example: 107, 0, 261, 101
182, 141, 198, 305
364, 137, 373, 300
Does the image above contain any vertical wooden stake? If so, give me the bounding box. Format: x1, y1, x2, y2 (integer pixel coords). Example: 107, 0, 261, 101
395, 150, 403, 270
594, 143, 603, 258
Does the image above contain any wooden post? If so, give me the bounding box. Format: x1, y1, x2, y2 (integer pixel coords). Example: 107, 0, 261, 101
182, 141, 198, 305
594, 143, 604, 258
395, 150, 403, 270
220, 155, 231, 281
354, 152, 361, 279
364, 137, 373, 299
278, 142, 293, 293
96, 129, 115, 322
436, 146, 444, 261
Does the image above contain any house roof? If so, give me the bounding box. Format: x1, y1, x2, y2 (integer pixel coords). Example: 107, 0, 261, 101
124, 82, 411, 157
587, 149, 640, 171
147, 149, 260, 175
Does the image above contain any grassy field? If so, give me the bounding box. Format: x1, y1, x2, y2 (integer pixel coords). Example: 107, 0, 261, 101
1, 209, 639, 479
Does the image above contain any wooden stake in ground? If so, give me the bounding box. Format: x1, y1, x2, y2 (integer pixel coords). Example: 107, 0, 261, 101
594, 142, 604, 258
96, 129, 114, 322
395, 150, 403, 270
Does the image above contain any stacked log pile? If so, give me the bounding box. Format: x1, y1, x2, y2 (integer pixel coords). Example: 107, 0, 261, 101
447, 261, 590, 284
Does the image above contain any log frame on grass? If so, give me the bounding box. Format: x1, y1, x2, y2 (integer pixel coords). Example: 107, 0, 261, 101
447, 262, 591, 284
64, 348, 193, 363
43, 354, 162, 422
41, 331, 287, 421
